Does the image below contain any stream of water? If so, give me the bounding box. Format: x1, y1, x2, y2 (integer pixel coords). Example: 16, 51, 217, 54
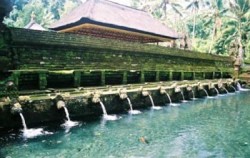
127, 97, 141, 115
1, 91, 250, 157
149, 95, 162, 110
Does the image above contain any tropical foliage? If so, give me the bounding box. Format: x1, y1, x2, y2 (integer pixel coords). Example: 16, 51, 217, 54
3, 0, 82, 28
131, 0, 250, 62
3, 0, 250, 62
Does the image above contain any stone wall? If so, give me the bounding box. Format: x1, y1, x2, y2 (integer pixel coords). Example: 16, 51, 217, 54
0, 27, 236, 129
0, 28, 234, 91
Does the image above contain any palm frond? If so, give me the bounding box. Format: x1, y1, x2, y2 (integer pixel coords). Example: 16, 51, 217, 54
203, 18, 213, 26
172, 5, 183, 16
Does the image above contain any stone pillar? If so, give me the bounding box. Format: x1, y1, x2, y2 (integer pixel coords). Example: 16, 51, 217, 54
13, 71, 20, 88
155, 71, 160, 82
203, 72, 206, 79
212, 72, 215, 79
39, 72, 47, 90
101, 71, 105, 86
169, 71, 173, 81
122, 71, 127, 84
140, 71, 145, 83
74, 71, 81, 88
193, 72, 196, 80
181, 71, 184, 80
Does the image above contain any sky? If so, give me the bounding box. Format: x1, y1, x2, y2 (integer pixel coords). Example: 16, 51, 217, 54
108, 0, 132, 6
81, 0, 132, 6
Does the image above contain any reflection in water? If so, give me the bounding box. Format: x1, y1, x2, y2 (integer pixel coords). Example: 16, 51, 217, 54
1, 91, 250, 157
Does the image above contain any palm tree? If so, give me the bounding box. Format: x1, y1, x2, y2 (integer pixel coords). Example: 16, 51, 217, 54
132, 0, 183, 19
185, 0, 210, 46
205, 0, 228, 53
214, 0, 250, 63
159, 0, 183, 18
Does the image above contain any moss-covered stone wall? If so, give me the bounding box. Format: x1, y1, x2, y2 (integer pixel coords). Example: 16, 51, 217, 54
0, 27, 234, 91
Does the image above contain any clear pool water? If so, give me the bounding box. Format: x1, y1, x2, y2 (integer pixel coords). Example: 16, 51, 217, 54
1, 91, 250, 158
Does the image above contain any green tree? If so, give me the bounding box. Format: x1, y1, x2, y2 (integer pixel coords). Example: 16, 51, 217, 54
213, 0, 250, 62
185, 0, 210, 45
3, 0, 81, 28
203, 0, 227, 53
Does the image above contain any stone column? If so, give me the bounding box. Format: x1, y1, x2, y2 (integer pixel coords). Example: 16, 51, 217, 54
181, 71, 184, 80
203, 72, 206, 79
169, 71, 173, 81
122, 71, 127, 84
101, 71, 105, 86
13, 71, 20, 88
39, 71, 47, 90
74, 71, 81, 88
155, 71, 160, 82
140, 71, 145, 83
193, 72, 196, 80
212, 72, 215, 79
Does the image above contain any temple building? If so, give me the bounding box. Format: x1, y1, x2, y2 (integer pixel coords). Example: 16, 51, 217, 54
50, 0, 179, 43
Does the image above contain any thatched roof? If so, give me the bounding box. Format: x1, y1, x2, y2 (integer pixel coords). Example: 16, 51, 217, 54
50, 0, 178, 40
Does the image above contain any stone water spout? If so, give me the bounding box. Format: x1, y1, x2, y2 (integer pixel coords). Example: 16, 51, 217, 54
91, 91, 120, 120
141, 88, 162, 110
175, 86, 186, 102
227, 81, 236, 92
159, 87, 166, 95
11, 101, 52, 138
208, 82, 219, 95
198, 82, 209, 97
119, 88, 128, 100
159, 87, 172, 104
55, 95, 79, 128
11, 102, 23, 114
57, 100, 66, 109
10, 102, 28, 131
187, 85, 195, 99
56, 100, 71, 122
142, 90, 150, 97
218, 81, 229, 94
92, 91, 101, 103
118, 88, 139, 113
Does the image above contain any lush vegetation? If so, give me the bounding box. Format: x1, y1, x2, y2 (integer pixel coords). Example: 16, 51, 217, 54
3, 0, 250, 62
4, 0, 82, 28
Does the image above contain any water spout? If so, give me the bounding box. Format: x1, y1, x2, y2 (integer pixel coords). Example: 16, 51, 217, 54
237, 82, 249, 91
180, 91, 185, 100
222, 87, 229, 94
100, 101, 108, 116
19, 112, 52, 138
127, 97, 141, 115
165, 92, 172, 104
149, 95, 162, 110
229, 85, 237, 92
57, 100, 79, 128
191, 90, 196, 100
214, 87, 219, 95
180, 91, 188, 102
202, 89, 209, 97
187, 86, 196, 100
119, 88, 128, 100
63, 106, 71, 122
99, 101, 119, 120
19, 113, 27, 130
11, 102, 22, 114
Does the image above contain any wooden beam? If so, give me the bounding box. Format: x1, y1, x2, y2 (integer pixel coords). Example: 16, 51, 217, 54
59, 23, 173, 42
